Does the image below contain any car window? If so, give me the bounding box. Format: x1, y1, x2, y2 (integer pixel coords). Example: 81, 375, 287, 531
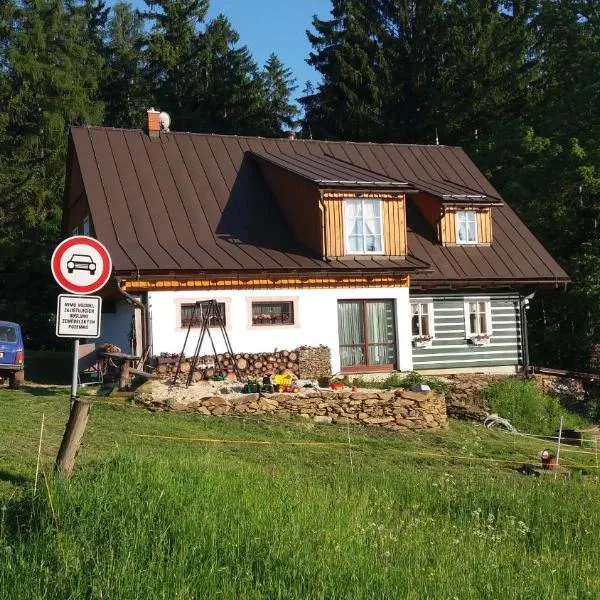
0, 326, 17, 342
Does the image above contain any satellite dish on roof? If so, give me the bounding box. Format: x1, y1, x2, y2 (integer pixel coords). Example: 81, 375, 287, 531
159, 111, 171, 132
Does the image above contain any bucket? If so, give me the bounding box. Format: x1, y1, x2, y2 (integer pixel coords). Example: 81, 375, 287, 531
540, 449, 557, 470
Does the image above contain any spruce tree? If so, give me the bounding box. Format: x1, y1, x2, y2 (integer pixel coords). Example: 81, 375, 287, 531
261, 53, 299, 137
0, 0, 104, 347
144, 0, 209, 131
190, 14, 270, 135
102, 2, 148, 128
302, 0, 391, 141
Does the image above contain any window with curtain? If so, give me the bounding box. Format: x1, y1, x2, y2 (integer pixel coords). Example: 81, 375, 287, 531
251, 301, 294, 326
464, 300, 490, 336
344, 198, 383, 254
180, 302, 225, 328
456, 210, 477, 243
83, 215, 90, 236
337, 300, 396, 369
411, 302, 433, 338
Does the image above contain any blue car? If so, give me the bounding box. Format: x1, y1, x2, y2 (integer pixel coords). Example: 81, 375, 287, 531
0, 321, 25, 389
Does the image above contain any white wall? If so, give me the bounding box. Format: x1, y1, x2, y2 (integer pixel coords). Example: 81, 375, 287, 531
148, 287, 413, 374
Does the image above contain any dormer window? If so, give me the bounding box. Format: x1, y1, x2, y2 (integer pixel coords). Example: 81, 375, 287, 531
456, 210, 477, 244
344, 198, 383, 254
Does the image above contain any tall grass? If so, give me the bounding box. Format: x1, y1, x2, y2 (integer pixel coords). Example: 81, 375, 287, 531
483, 378, 589, 435
2, 451, 600, 599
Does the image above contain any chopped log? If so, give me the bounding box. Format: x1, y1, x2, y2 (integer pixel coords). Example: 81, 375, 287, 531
179, 362, 191, 374
288, 351, 298, 362
191, 371, 204, 382
282, 350, 289, 357
287, 361, 294, 369
156, 364, 168, 375
205, 368, 215, 378
243, 353, 250, 359
236, 357, 248, 371
222, 359, 230, 367
254, 361, 262, 370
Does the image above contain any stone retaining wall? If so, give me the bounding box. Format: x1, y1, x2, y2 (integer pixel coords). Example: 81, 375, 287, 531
135, 381, 447, 431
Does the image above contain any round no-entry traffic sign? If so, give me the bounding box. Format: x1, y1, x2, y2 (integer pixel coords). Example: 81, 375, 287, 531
51, 236, 112, 295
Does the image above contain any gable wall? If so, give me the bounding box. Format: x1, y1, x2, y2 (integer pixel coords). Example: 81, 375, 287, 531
322, 193, 406, 257
441, 207, 493, 245
256, 162, 323, 255
64, 154, 93, 235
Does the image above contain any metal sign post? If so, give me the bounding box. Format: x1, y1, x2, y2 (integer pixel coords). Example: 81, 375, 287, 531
51, 236, 112, 476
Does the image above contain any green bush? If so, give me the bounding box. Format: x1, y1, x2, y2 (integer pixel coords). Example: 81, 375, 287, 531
483, 378, 589, 435
351, 371, 450, 393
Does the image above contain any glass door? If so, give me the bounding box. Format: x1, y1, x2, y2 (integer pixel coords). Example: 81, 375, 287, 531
337, 300, 396, 371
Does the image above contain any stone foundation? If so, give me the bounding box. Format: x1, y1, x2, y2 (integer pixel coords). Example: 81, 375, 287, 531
135, 381, 447, 431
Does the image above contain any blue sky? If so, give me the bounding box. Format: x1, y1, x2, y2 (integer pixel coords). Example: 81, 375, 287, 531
118, 0, 333, 97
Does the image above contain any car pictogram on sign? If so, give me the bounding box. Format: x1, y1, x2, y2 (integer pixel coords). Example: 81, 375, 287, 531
51, 235, 112, 295
66, 254, 97, 275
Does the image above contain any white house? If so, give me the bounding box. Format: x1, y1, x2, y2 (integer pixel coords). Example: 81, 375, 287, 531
62, 112, 568, 375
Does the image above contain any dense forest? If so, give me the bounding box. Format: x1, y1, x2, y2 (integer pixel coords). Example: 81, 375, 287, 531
0, 0, 598, 371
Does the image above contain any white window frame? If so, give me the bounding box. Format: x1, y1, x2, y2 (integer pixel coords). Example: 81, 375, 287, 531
456, 210, 478, 244
177, 300, 228, 330
410, 299, 435, 339
343, 198, 384, 255
247, 297, 299, 329
82, 215, 90, 236
463, 297, 492, 338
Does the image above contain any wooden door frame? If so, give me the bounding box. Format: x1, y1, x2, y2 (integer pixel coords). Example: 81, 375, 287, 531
338, 299, 397, 373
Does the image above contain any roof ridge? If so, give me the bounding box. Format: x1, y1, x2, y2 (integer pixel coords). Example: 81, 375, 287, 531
70, 125, 460, 149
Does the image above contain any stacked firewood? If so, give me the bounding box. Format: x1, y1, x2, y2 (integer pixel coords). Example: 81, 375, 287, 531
154, 350, 300, 381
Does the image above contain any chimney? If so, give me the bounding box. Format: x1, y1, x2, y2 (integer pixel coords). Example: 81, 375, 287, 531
147, 108, 160, 138
287, 130, 296, 140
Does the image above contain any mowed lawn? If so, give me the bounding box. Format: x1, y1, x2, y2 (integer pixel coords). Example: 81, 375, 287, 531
1, 386, 600, 599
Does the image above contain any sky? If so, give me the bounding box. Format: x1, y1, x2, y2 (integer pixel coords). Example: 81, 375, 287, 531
121, 0, 333, 97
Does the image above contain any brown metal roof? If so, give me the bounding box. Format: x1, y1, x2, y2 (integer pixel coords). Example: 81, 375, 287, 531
406, 198, 569, 286
249, 149, 411, 189
68, 127, 568, 285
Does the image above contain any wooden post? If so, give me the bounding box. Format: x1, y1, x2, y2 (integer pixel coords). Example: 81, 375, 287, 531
119, 360, 130, 391
55, 399, 92, 477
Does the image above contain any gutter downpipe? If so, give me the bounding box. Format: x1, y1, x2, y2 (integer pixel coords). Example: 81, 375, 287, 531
520, 291, 536, 378
319, 193, 329, 261
117, 278, 148, 363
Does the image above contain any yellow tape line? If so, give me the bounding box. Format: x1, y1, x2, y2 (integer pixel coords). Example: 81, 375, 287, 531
129, 432, 355, 447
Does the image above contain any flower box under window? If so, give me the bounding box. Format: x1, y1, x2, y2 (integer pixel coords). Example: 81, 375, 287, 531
251, 302, 294, 326
412, 335, 433, 349
180, 302, 225, 328
469, 334, 491, 346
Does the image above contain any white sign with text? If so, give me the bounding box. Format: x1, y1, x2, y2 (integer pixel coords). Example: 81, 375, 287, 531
56, 294, 102, 338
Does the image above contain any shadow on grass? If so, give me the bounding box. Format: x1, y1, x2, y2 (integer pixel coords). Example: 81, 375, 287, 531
0, 469, 29, 485
20, 385, 70, 398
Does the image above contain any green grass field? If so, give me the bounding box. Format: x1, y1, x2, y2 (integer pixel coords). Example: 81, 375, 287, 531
1, 386, 600, 599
